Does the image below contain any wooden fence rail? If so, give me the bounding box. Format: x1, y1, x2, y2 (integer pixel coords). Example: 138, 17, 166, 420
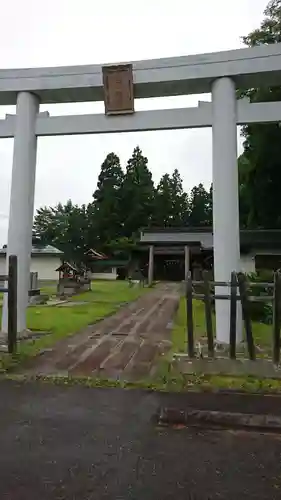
185, 270, 281, 364
0, 255, 17, 354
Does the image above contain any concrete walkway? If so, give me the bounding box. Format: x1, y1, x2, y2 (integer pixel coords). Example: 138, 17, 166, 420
24, 283, 180, 380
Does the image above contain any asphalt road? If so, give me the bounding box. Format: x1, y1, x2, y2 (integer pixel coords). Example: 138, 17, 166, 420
0, 380, 280, 499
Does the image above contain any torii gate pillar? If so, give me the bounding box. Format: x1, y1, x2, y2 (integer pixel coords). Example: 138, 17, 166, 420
1, 92, 39, 334
212, 77, 242, 344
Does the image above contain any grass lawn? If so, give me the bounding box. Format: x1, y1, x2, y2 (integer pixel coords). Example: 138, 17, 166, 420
0, 280, 147, 371
39, 279, 146, 304
69, 280, 146, 304
39, 280, 57, 296
150, 296, 281, 394
172, 297, 273, 353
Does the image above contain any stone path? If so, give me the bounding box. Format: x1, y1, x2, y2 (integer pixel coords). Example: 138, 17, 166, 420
23, 283, 180, 380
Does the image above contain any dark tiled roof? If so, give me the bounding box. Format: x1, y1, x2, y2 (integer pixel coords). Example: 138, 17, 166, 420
55, 262, 78, 272
85, 248, 108, 260
140, 228, 281, 249
142, 227, 212, 233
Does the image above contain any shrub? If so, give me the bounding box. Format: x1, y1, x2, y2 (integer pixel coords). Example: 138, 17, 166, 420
208, 269, 274, 323
245, 270, 274, 324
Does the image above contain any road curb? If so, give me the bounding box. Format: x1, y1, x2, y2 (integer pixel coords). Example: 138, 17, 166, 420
157, 406, 281, 432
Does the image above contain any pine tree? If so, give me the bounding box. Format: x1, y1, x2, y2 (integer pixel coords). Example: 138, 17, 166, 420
170, 169, 189, 226
121, 146, 155, 236
238, 0, 281, 228
188, 183, 212, 227
153, 169, 188, 226
93, 152, 124, 244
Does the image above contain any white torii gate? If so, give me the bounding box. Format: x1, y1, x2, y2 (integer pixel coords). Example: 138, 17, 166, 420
1, 42, 281, 344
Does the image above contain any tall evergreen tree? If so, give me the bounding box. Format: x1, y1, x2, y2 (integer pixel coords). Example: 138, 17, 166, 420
121, 146, 155, 236
153, 173, 174, 227
93, 152, 124, 244
170, 169, 189, 225
33, 150, 215, 260
238, 0, 281, 228
153, 169, 188, 226
188, 183, 212, 227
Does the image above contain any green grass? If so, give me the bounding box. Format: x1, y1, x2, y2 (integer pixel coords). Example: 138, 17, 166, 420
149, 296, 281, 394
70, 280, 146, 304
2, 286, 281, 393
0, 280, 147, 372
172, 299, 205, 352
2, 282, 279, 394
172, 298, 273, 353
38, 279, 147, 304
6, 370, 281, 394
39, 280, 57, 296
152, 352, 281, 394
151, 367, 281, 393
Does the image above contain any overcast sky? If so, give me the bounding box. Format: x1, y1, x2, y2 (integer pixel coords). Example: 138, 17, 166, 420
0, 0, 269, 245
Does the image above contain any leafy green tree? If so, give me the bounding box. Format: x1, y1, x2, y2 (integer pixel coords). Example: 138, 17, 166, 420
242, 0, 281, 47
33, 200, 92, 263
238, 0, 281, 228
105, 237, 137, 260
121, 146, 155, 236
93, 152, 124, 244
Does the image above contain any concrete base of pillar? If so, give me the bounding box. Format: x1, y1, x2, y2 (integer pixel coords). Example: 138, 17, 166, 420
215, 300, 243, 344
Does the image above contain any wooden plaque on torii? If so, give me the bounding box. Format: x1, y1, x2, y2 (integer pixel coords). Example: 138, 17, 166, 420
102, 64, 134, 115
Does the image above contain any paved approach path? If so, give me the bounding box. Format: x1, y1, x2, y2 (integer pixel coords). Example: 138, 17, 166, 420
1, 381, 281, 500
24, 283, 180, 380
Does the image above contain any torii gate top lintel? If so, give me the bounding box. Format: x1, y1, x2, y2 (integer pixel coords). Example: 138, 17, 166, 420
1, 42, 281, 105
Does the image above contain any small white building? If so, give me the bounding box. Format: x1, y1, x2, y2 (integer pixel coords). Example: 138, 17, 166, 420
91, 260, 128, 280
0, 244, 63, 281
